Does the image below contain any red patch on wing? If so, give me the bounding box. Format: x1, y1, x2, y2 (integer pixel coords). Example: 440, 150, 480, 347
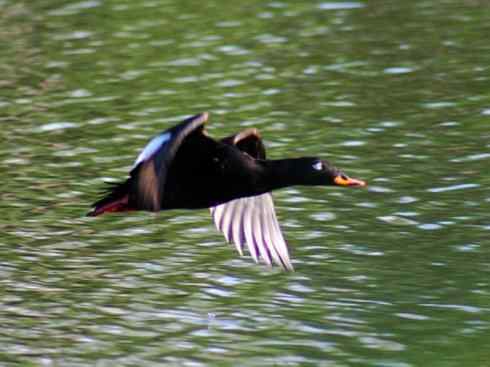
87, 195, 131, 216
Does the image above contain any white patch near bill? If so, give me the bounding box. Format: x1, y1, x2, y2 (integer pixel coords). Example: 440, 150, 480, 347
133, 132, 171, 168
312, 161, 323, 171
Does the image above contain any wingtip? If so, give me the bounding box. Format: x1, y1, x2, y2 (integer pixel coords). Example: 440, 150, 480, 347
196, 112, 209, 124
186, 112, 209, 126
86, 209, 97, 217
232, 128, 261, 145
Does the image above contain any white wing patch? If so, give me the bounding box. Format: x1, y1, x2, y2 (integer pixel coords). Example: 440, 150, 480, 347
133, 132, 171, 168
210, 193, 293, 271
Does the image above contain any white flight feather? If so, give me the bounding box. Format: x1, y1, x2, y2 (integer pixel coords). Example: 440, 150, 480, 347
210, 193, 292, 269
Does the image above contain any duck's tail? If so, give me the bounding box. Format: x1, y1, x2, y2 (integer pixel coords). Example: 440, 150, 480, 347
87, 180, 132, 217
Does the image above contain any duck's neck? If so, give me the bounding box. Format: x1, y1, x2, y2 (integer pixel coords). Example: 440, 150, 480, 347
259, 158, 310, 192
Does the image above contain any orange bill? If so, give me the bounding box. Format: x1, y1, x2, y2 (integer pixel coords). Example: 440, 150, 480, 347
334, 175, 367, 187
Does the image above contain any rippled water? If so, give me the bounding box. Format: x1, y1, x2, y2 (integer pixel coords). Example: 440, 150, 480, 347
1, 1, 490, 366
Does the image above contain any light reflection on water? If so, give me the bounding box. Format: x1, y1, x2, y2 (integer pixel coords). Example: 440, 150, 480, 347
1, 0, 490, 366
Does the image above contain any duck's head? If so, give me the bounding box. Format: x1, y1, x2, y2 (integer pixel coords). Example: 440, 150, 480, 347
301, 158, 367, 187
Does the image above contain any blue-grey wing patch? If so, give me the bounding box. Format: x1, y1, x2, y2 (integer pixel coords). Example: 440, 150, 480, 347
132, 132, 172, 169
130, 112, 208, 211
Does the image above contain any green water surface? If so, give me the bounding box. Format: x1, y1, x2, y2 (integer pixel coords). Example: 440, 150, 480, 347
1, 1, 489, 366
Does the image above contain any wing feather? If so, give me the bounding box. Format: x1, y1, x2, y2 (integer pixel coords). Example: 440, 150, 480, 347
263, 193, 292, 270
260, 199, 280, 267
254, 199, 273, 267
210, 193, 293, 270
210, 127, 293, 270
243, 199, 259, 262
131, 112, 208, 211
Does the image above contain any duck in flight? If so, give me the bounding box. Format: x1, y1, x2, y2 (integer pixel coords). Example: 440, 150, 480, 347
87, 113, 366, 270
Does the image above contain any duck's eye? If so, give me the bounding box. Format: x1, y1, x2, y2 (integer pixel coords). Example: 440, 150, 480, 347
312, 161, 323, 171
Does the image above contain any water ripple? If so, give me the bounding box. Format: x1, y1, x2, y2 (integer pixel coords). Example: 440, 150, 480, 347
384, 67, 415, 74
48, 0, 101, 16
318, 2, 364, 10
378, 216, 418, 226
428, 183, 480, 193
36, 122, 79, 132
2, 1, 490, 366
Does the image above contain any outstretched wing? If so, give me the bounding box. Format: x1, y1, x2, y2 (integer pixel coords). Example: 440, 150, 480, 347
210, 193, 293, 270
220, 128, 266, 160
131, 112, 208, 211
210, 129, 294, 270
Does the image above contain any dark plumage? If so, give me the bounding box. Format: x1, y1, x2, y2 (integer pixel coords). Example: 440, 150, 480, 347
88, 113, 366, 270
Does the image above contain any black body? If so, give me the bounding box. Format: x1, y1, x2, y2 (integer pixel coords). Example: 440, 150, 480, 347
87, 113, 366, 270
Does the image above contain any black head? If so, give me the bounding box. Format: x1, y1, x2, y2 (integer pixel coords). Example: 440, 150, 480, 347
294, 157, 367, 187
